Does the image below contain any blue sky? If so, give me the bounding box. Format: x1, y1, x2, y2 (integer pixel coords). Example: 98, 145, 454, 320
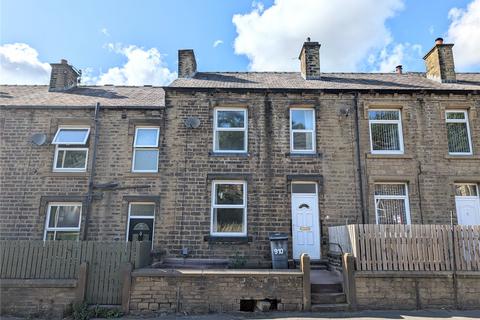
1, 0, 479, 85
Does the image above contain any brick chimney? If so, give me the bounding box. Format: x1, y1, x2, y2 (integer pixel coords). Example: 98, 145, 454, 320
423, 38, 456, 83
299, 38, 321, 80
178, 49, 197, 78
49, 59, 81, 92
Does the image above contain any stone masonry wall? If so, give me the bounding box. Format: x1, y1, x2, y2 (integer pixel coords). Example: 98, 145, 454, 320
129, 269, 304, 314
0, 280, 78, 319
355, 272, 480, 310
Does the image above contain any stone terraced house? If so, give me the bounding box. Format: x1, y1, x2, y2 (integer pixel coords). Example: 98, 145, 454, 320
0, 38, 479, 266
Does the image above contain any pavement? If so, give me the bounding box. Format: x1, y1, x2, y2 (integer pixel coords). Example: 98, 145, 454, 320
113, 310, 480, 320
3, 310, 480, 319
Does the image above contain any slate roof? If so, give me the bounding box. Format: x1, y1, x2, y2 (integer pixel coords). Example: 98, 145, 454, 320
0, 85, 165, 107
169, 72, 480, 91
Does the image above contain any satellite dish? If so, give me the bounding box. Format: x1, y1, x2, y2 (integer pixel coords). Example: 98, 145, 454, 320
31, 133, 47, 146
184, 116, 201, 129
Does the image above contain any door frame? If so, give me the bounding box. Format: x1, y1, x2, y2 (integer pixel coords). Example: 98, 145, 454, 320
125, 202, 156, 248
291, 181, 321, 260
455, 183, 480, 225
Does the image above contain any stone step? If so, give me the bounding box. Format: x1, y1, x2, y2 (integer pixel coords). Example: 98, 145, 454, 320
311, 303, 349, 312
311, 292, 346, 304
311, 283, 343, 294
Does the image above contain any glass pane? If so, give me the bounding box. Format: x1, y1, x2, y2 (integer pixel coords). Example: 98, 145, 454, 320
61, 150, 87, 168
215, 131, 245, 151
293, 132, 313, 150
56, 205, 81, 228
130, 203, 155, 216
447, 123, 470, 153
455, 184, 478, 197
56, 150, 65, 168
48, 206, 59, 227
54, 231, 80, 240
376, 199, 407, 224
446, 112, 465, 120
374, 184, 406, 196
291, 110, 314, 130
292, 183, 316, 193
133, 149, 159, 171
368, 110, 399, 120
45, 231, 55, 240
213, 208, 244, 233
54, 128, 89, 144
371, 123, 400, 151
216, 184, 244, 205
135, 128, 159, 147
217, 110, 245, 128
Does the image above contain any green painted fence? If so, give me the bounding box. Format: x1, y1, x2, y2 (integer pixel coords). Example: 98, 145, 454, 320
0, 240, 152, 305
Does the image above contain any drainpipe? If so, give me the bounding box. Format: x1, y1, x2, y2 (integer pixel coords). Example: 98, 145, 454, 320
83, 102, 101, 240
353, 93, 366, 224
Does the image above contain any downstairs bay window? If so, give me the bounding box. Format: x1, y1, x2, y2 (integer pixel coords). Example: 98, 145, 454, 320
211, 181, 247, 236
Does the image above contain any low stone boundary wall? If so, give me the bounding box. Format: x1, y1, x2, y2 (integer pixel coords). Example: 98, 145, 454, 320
354, 271, 480, 310
0, 263, 87, 319
128, 268, 304, 314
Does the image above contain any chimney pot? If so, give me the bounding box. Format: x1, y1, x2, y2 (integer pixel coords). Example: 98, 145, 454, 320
178, 49, 197, 78
395, 65, 403, 74
49, 59, 80, 91
299, 39, 321, 80
435, 37, 444, 45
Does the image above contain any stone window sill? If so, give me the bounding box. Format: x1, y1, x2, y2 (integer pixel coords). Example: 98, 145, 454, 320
204, 235, 251, 244
366, 154, 414, 160
209, 151, 250, 158
48, 172, 89, 177
444, 155, 480, 160
286, 152, 322, 158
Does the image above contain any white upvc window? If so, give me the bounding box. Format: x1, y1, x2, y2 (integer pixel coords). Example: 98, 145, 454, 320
211, 181, 247, 236
290, 108, 316, 153
52, 127, 90, 172
44, 202, 82, 240
368, 109, 404, 154
374, 183, 411, 225
446, 110, 473, 155
126, 202, 155, 243
213, 108, 247, 153
132, 127, 160, 173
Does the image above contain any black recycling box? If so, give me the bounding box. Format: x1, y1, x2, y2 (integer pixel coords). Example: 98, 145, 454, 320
269, 232, 288, 269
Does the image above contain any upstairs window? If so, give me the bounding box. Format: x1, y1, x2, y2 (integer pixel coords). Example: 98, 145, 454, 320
52, 127, 90, 172
213, 108, 247, 153
368, 110, 404, 154
374, 183, 411, 224
44, 202, 82, 240
132, 127, 159, 173
290, 108, 316, 153
211, 181, 247, 236
446, 110, 473, 155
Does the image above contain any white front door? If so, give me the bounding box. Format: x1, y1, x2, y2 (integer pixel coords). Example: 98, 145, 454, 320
455, 184, 480, 225
291, 183, 321, 260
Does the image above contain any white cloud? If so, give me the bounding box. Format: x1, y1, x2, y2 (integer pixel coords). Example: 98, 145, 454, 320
0, 43, 51, 84
100, 28, 110, 37
213, 40, 223, 48
97, 43, 177, 85
370, 42, 422, 72
446, 0, 480, 68
232, 0, 404, 72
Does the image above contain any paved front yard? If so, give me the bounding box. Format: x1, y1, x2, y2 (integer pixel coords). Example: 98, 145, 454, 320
115, 309, 480, 320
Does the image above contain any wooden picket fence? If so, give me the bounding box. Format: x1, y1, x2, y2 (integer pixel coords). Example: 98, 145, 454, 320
328, 224, 480, 272
0, 240, 152, 305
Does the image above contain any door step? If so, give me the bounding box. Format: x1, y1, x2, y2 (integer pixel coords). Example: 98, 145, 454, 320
311, 303, 349, 312
311, 283, 343, 294
311, 292, 346, 304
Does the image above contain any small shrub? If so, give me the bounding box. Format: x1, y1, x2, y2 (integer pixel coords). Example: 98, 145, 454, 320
69, 302, 123, 320
71, 302, 90, 320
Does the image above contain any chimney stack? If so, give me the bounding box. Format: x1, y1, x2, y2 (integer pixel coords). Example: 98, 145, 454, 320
178, 49, 197, 78
49, 59, 81, 92
299, 38, 321, 80
423, 37, 456, 83
395, 65, 403, 74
